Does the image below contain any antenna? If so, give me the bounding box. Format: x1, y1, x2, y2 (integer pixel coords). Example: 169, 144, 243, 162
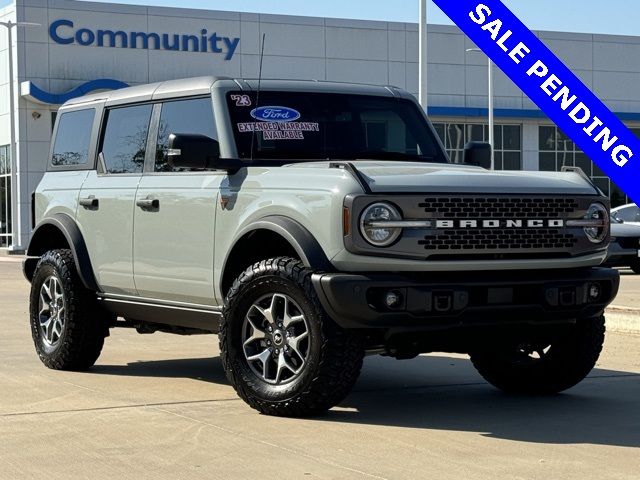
250, 33, 267, 161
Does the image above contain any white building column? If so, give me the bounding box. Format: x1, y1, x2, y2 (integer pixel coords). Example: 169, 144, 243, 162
522, 121, 540, 171
418, 0, 428, 109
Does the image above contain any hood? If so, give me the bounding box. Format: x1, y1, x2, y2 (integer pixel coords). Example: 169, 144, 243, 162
611, 222, 640, 237
289, 161, 599, 195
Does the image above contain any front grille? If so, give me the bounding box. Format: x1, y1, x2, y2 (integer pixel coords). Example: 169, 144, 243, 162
418, 197, 579, 219
346, 193, 600, 261
419, 228, 578, 251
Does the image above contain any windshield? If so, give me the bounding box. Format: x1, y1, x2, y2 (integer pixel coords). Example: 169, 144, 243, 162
226, 91, 448, 163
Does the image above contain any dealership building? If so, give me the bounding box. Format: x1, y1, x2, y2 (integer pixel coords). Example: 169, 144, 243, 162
1, 0, 639, 251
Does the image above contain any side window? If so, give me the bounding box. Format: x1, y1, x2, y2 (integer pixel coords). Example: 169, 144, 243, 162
100, 104, 152, 174
155, 98, 216, 172
51, 109, 95, 167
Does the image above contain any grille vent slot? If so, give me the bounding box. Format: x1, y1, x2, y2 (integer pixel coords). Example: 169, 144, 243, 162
418, 197, 579, 219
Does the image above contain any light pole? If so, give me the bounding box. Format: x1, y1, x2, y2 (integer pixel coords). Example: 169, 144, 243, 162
1, 20, 40, 251
466, 48, 495, 170
418, 0, 428, 109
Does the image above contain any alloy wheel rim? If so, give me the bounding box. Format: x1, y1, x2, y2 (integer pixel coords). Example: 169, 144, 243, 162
38, 275, 66, 347
512, 343, 552, 365
242, 293, 310, 385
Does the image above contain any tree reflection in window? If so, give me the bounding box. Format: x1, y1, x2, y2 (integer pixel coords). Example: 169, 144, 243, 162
51, 109, 95, 166
101, 105, 152, 174
154, 98, 216, 172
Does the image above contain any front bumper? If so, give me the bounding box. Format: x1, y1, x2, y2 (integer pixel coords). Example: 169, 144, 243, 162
312, 267, 619, 329
604, 241, 639, 267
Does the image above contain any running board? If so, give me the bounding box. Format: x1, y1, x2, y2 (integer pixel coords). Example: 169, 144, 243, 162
98, 296, 221, 334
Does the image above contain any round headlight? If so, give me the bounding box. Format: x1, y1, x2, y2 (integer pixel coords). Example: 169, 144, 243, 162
360, 202, 402, 247
584, 203, 609, 243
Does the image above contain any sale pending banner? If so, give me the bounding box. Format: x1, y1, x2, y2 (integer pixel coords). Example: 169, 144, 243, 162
432, 0, 640, 204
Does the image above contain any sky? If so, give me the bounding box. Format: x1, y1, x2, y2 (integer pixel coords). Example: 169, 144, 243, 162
63, 0, 637, 37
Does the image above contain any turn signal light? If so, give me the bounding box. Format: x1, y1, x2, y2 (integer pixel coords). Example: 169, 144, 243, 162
343, 207, 351, 236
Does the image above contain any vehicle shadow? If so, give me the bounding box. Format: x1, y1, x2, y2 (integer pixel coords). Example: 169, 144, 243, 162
330, 355, 640, 448
92, 356, 229, 385
92, 354, 640, 448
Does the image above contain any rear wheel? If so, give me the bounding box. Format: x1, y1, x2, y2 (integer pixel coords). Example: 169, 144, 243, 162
219, 257, 364, 417
470, 316, 605, 394
29, 249, 110, 371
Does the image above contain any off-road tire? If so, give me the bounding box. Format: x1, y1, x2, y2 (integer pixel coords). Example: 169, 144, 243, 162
30, 249, 109, 370
470, 315, 605, 395
630, 259, 640, 275
219, 257, 364, 417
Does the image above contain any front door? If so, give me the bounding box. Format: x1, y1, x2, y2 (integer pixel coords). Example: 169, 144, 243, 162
76, 104, 153, 295
133, 97, 222, 305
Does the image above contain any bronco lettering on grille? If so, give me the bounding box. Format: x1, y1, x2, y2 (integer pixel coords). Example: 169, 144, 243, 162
435, 219, 565, 228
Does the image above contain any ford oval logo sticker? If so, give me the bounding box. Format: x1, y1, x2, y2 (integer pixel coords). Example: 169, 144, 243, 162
250, 106, 301, 122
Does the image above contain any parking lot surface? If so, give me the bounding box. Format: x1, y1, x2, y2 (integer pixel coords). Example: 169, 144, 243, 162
1, 258, 638, 480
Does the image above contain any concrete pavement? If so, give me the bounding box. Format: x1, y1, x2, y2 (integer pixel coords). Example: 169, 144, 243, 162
1, 259, 639, 480
602, 269, 640, 333
611, 270, 640, 310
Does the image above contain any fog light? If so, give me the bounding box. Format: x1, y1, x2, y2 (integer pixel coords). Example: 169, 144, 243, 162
588, 283, 601, 301
384, 291, 402, 308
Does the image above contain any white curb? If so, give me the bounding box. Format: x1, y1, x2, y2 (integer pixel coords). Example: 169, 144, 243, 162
606, 306, 640, 334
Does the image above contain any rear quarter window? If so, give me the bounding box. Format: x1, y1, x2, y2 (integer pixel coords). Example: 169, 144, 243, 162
51, 109, 96, 167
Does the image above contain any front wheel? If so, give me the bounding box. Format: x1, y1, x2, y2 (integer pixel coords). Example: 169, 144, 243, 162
29, 249, 110, 370
470, 316, 605, 395
219, 257, 364, 417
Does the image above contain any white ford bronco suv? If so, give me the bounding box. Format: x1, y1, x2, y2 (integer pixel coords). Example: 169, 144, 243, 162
24, 76, 619, 417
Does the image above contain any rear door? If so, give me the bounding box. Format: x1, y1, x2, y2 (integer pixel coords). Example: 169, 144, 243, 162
133, 97, 222, 305
76, 104, 153, 294
40, 106, 98, 228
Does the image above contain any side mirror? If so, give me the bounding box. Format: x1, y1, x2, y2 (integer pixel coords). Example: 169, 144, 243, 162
167, 134, 243, 173
464, 141, 492, 169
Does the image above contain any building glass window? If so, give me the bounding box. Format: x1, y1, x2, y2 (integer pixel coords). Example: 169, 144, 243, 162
155, 98, 216, 172
538, 125, 635, 207
432, 122, 522, 170
0, 145, 12, 248
100, 105, 152, 174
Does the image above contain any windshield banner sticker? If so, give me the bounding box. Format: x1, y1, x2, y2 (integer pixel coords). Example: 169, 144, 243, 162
237, 121, 320, 140
432, 0, 640, 203
250, 106, 301, 122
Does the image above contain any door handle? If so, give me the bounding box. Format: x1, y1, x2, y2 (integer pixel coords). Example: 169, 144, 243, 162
136, 198, 160, 211
79, 196, 99, 210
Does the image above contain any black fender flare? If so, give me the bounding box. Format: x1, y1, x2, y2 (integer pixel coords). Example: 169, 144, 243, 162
222, 215, 334, 276
24, 213, 100, 292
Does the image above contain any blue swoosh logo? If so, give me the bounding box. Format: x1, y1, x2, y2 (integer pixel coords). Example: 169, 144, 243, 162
22, 79, 129, 105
